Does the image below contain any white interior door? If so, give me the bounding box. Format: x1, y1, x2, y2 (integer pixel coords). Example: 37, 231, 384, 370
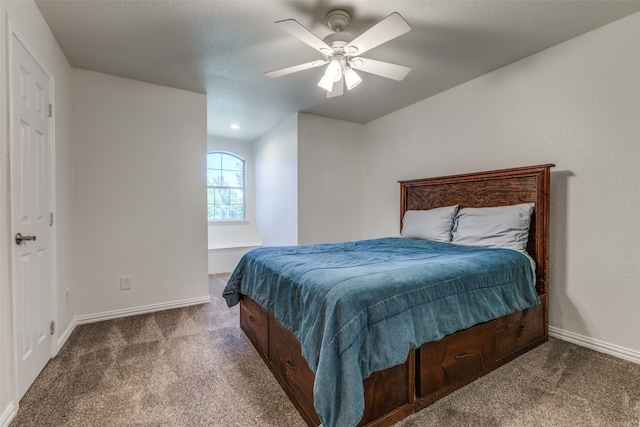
10, 28, 54, 399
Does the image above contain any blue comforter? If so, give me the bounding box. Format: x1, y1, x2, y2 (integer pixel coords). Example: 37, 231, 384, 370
223, 237, 539, 427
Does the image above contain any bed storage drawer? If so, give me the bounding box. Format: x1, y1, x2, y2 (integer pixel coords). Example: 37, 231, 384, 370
417, 320, 495, 405
267, 313, 414, 427
239, 297, 268, 356
359, 352, 415, 426
496, 303, 545, 361
268, 317, 320, 426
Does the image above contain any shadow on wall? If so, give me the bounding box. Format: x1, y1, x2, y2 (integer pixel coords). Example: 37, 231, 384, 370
549, 170, 584, 334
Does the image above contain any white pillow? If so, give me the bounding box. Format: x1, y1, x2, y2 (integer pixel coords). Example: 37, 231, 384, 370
401, 205, 459, 243
451, 203, 535, 253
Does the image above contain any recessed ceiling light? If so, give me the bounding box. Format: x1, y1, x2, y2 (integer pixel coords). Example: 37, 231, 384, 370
229, 123, 241, 129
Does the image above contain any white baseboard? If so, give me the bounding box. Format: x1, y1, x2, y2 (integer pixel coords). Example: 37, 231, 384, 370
549, 326, 640, 365
75, 295, 210, 325
56, 316, 77, 353
1, 401, 17, 427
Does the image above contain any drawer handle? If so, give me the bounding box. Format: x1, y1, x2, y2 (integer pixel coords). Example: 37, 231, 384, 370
286, 359, 297, 371
518, 324, 527, 332
455, 352, 469, 360
248, 315, 255, 322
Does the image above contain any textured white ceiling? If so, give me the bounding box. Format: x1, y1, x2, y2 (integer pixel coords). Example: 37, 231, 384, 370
35, 1, 640, 142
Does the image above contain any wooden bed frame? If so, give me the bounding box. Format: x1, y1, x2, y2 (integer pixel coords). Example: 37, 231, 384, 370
239, 164, 554, 427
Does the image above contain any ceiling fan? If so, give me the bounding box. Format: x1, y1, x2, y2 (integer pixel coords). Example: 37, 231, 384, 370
265, 9, 412, 98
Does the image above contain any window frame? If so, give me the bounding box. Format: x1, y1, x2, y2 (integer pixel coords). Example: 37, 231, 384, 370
207, 151, 246, 222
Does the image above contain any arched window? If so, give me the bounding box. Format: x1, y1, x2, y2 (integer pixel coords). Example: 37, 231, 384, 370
207, 151, 245, 221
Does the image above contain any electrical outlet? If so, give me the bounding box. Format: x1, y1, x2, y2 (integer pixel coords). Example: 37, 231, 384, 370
120, 276, 132, 290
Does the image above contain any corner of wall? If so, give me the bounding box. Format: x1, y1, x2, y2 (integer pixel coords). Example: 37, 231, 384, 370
254, 113, 299, 247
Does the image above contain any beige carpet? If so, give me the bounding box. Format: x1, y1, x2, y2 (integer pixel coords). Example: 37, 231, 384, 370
10, 274, 640, 427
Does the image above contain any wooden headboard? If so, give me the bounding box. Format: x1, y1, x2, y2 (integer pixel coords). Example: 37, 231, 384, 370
399, 164, 554, 298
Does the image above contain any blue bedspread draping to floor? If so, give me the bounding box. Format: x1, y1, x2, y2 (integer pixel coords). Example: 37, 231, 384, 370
223, 237, 539, 427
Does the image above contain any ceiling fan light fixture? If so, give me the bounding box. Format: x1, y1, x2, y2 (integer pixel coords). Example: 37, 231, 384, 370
344, 68, 362, 90
324, 58, 343, 83
317, 74, 334, 92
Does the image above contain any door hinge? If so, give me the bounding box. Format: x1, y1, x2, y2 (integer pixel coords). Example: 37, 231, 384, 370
50, 321, 55, 335
49, 103, 53, 118
50, 211, 54, 226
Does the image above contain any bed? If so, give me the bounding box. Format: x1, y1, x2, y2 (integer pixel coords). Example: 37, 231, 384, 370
223, 164, 554, 427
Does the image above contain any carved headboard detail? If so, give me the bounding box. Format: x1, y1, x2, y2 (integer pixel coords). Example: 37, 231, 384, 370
399, 164, 554, 298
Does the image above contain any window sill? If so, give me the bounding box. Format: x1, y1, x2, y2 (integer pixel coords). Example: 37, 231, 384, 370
208, 242, 262, 251
208, 220, 250, 225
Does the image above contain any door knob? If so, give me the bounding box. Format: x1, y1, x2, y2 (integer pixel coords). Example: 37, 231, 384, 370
15, 233, 36, 245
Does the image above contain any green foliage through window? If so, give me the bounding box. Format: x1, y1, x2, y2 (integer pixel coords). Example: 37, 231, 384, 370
207, 152, 245, 220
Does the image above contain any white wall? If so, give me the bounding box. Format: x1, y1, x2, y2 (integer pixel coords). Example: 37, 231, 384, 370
297, 113, 364, 245
362, 13, 640, 357
254, 113, 298, 247
0, 0, 75, 422
73, 70, 209, 317
253, 113, 365, 249
207, 136, 261, 273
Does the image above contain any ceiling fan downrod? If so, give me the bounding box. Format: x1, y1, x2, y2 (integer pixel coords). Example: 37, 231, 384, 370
325, 9, 351, 33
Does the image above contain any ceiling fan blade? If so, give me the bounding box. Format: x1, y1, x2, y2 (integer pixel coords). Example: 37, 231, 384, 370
345, 12, 411, 56
265, 60, 328, 78
276, 19, 332, 53
326, 78, 344, 98
353, 57, 411, 81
